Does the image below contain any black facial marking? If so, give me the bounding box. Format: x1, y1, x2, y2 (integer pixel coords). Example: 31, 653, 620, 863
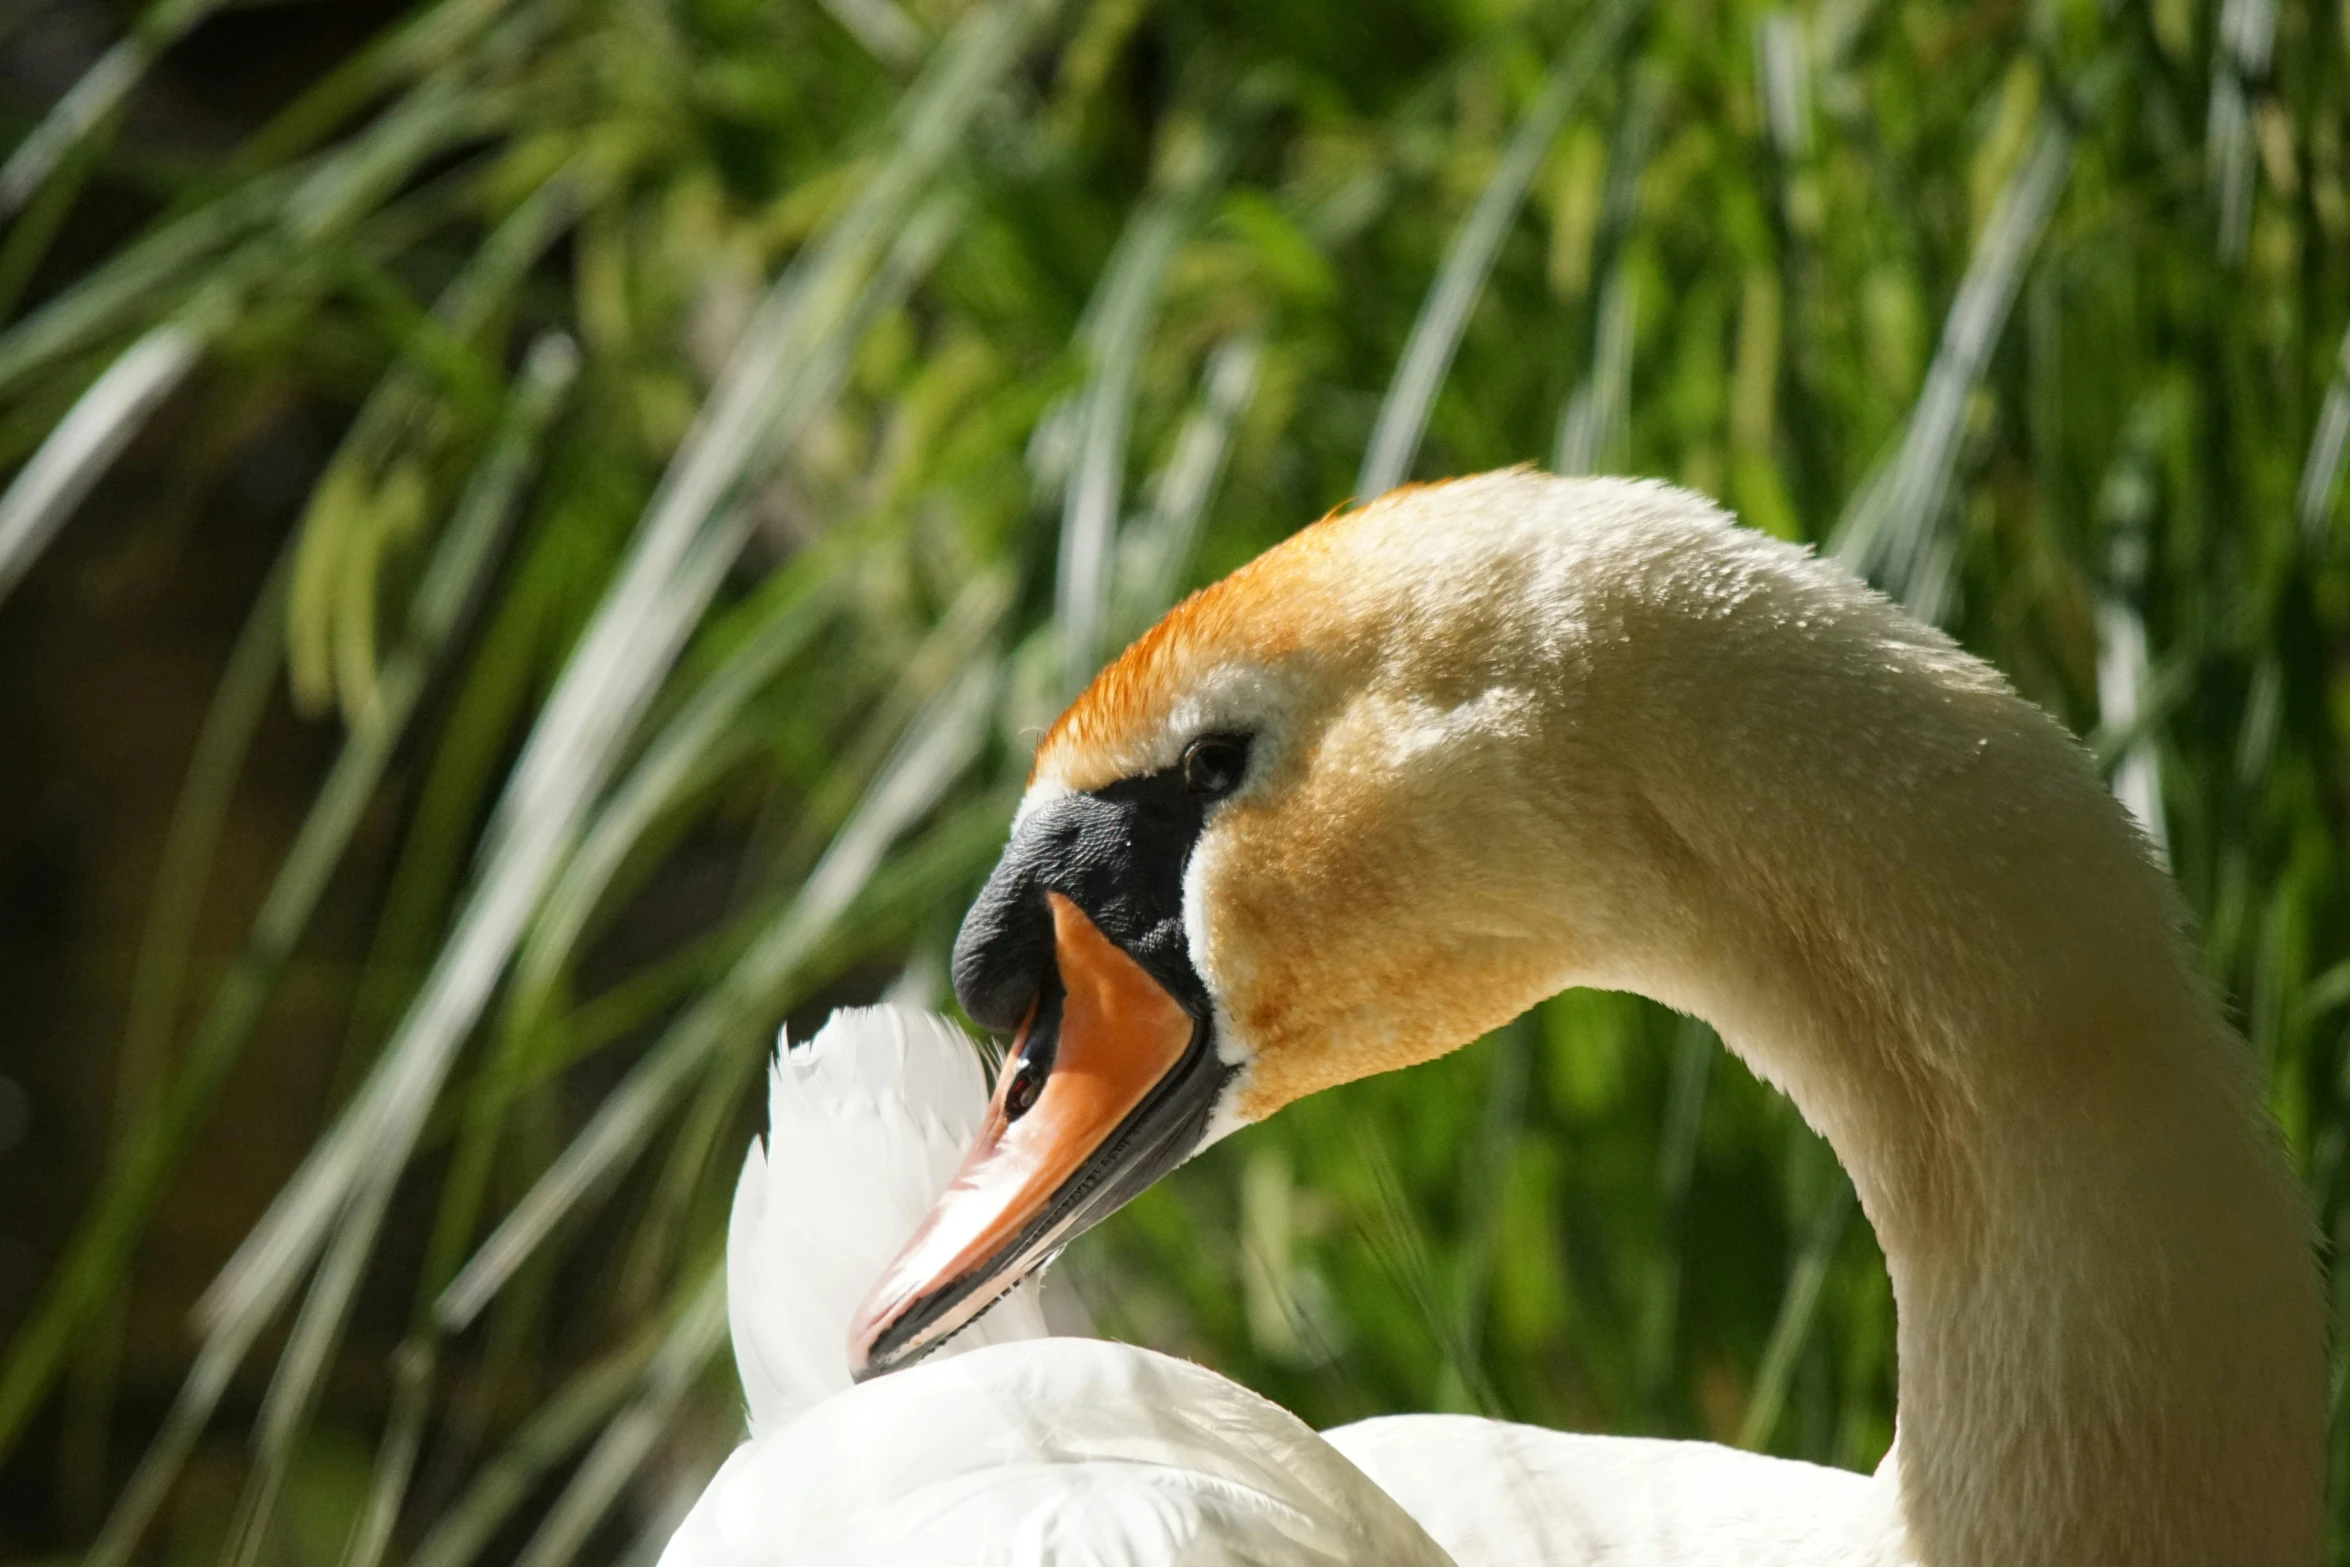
952, 743, 1248, 1032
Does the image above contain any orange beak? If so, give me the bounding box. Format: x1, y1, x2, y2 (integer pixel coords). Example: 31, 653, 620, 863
847, 892, 1198, 1376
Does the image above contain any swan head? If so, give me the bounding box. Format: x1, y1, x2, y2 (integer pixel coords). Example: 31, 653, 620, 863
849, 471, 1725, 1376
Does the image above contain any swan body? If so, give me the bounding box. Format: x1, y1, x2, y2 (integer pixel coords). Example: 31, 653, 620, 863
660, 1005, 1453, 1566
1325, 1416, 1895, 1567
854, 471, 2323, 1566
669, 1337, 1449, 1566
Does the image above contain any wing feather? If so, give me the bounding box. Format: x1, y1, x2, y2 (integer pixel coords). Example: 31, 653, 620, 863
727, 1005, 1052, 1432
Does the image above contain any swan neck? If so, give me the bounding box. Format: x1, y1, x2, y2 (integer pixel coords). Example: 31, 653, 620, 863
1555, 549, 2325, 1567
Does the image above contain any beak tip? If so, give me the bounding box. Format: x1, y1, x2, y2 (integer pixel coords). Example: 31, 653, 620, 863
845, 1290, 901, 1383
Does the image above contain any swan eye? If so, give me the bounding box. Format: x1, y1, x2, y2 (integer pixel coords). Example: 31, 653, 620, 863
1002, 1053, 1045, 1121
1181, 734, 1251, 800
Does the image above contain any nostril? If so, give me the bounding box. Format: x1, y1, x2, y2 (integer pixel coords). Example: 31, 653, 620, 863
1002, 1054, 1045, 1120
996, 982, 1060, 1122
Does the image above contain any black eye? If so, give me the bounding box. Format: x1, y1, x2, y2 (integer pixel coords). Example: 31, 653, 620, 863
1002, 1053, 1045, 1121
1181, 734, 1251, 800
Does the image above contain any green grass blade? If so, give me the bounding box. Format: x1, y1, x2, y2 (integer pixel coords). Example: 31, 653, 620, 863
0, 64, 494, 403
510, 1262, 730, 1567
504, 567, 846, 1040
406, 1330, 658, 1567
0, 167, 292, 394
190, 0, 1040, 1391
418, 192, 969, 1317
0, 68, 504, 601
286, 165, 584, 718
222, 1161, 395, 1567
2205, 0, 2274, 266
1832, 114, 2072, 618
436, 647, 1002, 1332
65, 336, 574, 1558
818, 0, 926, 70
1358, 0, 1643, 500
0, 321, 201, 605
2095, 415, 2171, 861
0, 0, 238, 221
1635, 1018, 1714, 1421
6, 533, 292, 1482
1453, 1019, 1533, 1377
415, 564, 848, 1313
219, 0, 523, 179
1753, 10, 1812, 161
2297, 325, 2350, 551
1554, 70, 1658, 476
1737, 1172, 1854, 1451
1350, 1121, 1503, 1417
334, 1339, 434, 1567
1554, 267, 1636, 475
1113, 331, 1262, 642
110, 538, 294, 1160
1056, 120, 1234, 691
84, 1311, 248, 1567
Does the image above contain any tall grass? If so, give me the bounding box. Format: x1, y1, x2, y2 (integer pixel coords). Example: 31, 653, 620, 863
2, 0, 2346, 1560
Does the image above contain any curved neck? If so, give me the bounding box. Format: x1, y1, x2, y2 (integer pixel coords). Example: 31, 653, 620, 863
1653, 841, 2323, 1567
1532, 547, 2323, 1566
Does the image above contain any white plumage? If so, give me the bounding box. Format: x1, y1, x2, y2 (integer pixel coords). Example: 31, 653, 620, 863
661, 1004, 1452, 1566
668, 1337, 1450, 1566
1323, 1415, 1898, 1567
724, 1006, 1050, 1432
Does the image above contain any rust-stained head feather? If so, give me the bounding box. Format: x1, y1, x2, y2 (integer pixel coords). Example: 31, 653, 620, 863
1032, 495, 1365, 796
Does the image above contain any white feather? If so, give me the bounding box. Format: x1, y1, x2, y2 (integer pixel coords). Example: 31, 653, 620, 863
1324, 1415, 1902, 1567
727, 1005, 1051, 1433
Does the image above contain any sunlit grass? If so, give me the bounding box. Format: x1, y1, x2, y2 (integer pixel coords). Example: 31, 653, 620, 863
2, 0, 2347, 1560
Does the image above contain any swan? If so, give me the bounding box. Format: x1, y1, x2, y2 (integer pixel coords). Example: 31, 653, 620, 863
850, 470, 2325, 1566
658, 1004, 1454, 1565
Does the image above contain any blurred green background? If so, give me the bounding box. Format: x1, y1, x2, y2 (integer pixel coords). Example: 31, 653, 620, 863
0, 0, 2346, 1560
